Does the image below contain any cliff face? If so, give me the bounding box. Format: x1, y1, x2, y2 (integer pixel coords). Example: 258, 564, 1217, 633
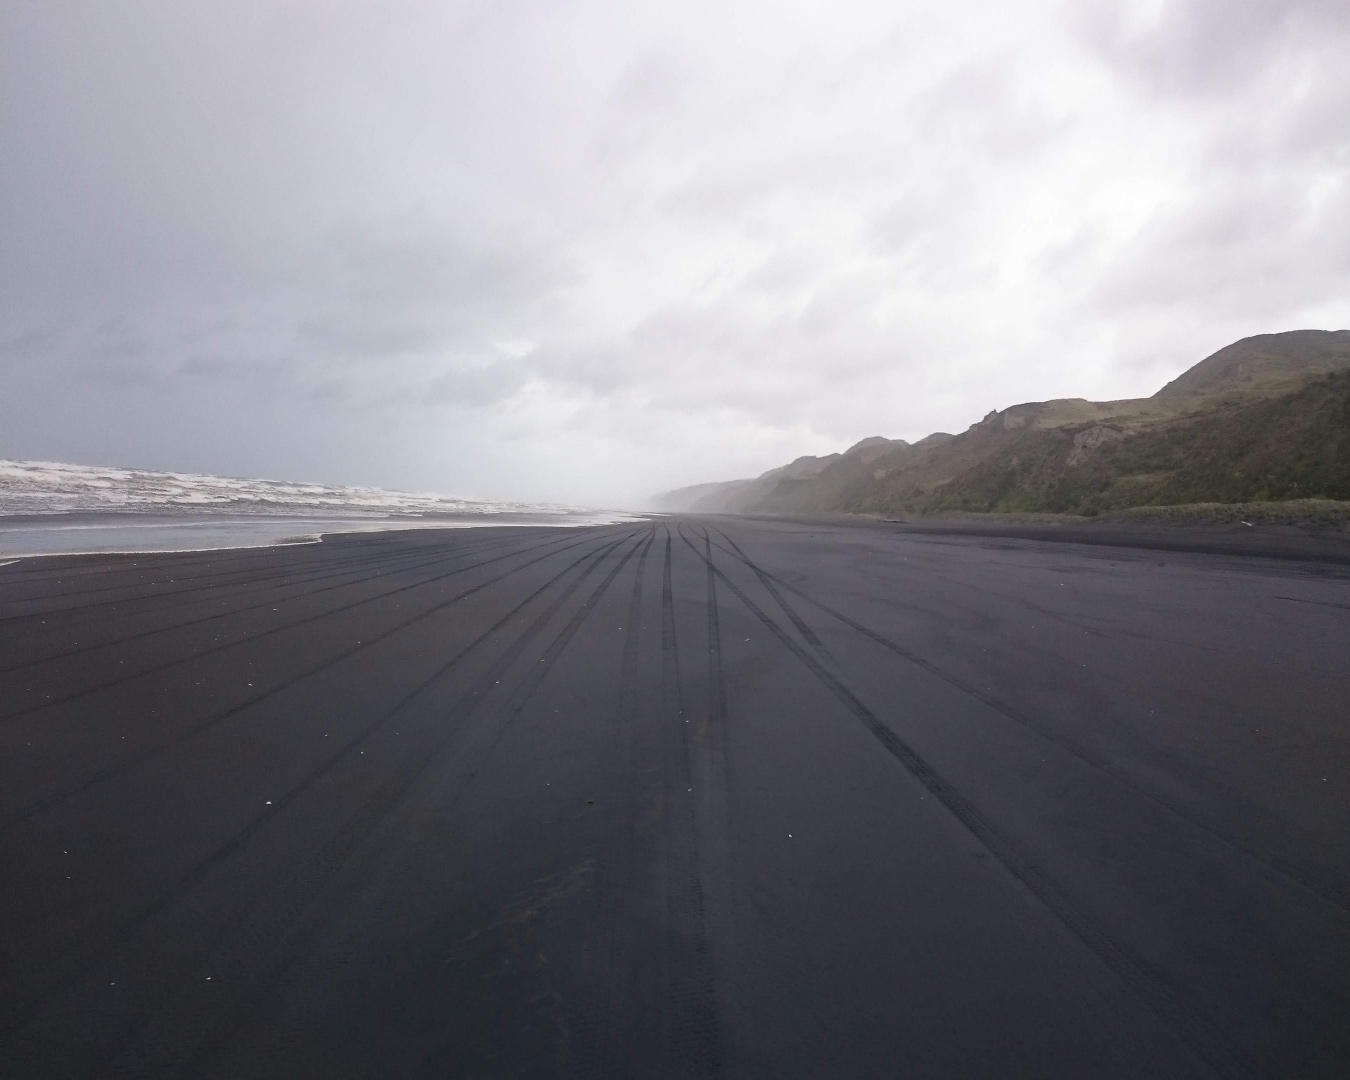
655, 330, 1350, 516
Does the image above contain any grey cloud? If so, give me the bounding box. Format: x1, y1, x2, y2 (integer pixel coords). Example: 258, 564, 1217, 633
80, 366, 157, 389
1075, 0, 1350, 98
868, 176, 978, 257
296, 316, 444, 361
1094, 181, 1350, 318
741, 247, 824, 294
1202, 60, 1350, 170
911, 53, 1068, 162
175, 355, 301, 386
417, 361, 532, 408
594, 45, 693, 162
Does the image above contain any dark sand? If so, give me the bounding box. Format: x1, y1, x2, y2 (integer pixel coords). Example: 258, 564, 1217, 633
1, 517, 1348, 1077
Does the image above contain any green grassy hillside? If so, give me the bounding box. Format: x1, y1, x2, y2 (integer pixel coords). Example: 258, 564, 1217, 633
1154, 329, 1350, 399
656, 329, 1350, 517
857, 371, 1350, 515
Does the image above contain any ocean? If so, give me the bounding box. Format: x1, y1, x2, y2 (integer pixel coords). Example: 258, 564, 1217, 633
0, 460, 637, 557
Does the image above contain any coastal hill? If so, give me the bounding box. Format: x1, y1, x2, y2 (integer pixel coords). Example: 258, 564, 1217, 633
657, 329, 1350, 516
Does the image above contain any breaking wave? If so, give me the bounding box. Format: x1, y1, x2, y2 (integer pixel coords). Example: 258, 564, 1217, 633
0, 459, 582, 518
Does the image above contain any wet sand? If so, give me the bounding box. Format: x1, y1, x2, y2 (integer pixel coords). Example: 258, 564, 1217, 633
1, 517, 1348, 1077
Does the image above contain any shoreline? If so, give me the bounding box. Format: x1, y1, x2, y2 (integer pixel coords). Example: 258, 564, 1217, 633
0, 508, 645, 559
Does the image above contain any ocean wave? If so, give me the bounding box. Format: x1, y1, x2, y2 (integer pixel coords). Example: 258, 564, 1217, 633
0, 459, 582, 518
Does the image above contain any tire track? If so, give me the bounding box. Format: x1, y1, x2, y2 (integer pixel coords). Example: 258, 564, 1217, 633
0, 529, 612, 833
0, 532, 458, 612
659, 526, 722, 1077
573, 530, 654, 1077
0, 532, 641, 1068
0, 530, 450, 606
0, 533, 539, 674
0, 528, 535, 631
0, 542, 328, 596
705, 525, 1350, 919
0, 531, 481, 622
0, 529, 593, 726
0, 528, 408, 584
680, 529, 1245, 1080
701, 526, 837, 673
99, 530, 652, 1078
424, 526, 654, 816
678, 523, 738, 1076
702, 529, 727, 736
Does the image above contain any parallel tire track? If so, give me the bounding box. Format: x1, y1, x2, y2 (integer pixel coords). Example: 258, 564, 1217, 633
574, 531, 654, 1077
0, 531, 492, 622
0, 529, 610, 832
0, 527, 413, 586
0, 529, 590, 726
679, 524, 737, 1076
702, 530, 727, 737
659, 527, 721, 1077
0, 533, 542, 673
109, 530, 651, 1077
0, 542, 333, 595
0, 532, 474, 614
706, 525, 1350, 918
0, 531, 640, 1065
704, 527, 836, 671
0, 529, 532, 631
680, 528, 1246, 1080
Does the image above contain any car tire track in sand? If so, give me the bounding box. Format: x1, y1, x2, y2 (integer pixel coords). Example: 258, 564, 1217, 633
679, 528, 1245, 1080
704, 525, 1350, 918
0, 532, 550, 670
117, 530, 651, 1078
0, 530, 595, 724
0, 531, 643, 1072
569, 530, 655, 1076
4, 516, 1347, 1077
0, 529, 501, 622
0, 530, 613, 832
657, 526, 722, 1078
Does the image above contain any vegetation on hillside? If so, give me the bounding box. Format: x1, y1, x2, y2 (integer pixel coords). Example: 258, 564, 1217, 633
859, 371, 1350, 516
657, 329, 1350, 518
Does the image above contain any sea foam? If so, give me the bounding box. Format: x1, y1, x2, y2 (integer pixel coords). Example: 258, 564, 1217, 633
0, 459, 637, 556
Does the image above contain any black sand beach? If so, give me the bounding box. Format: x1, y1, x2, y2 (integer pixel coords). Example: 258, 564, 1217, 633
2, 517, 1348, 1077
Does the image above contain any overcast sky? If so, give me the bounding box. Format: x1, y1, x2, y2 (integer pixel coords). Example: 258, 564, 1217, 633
2, 0, 1348, 506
